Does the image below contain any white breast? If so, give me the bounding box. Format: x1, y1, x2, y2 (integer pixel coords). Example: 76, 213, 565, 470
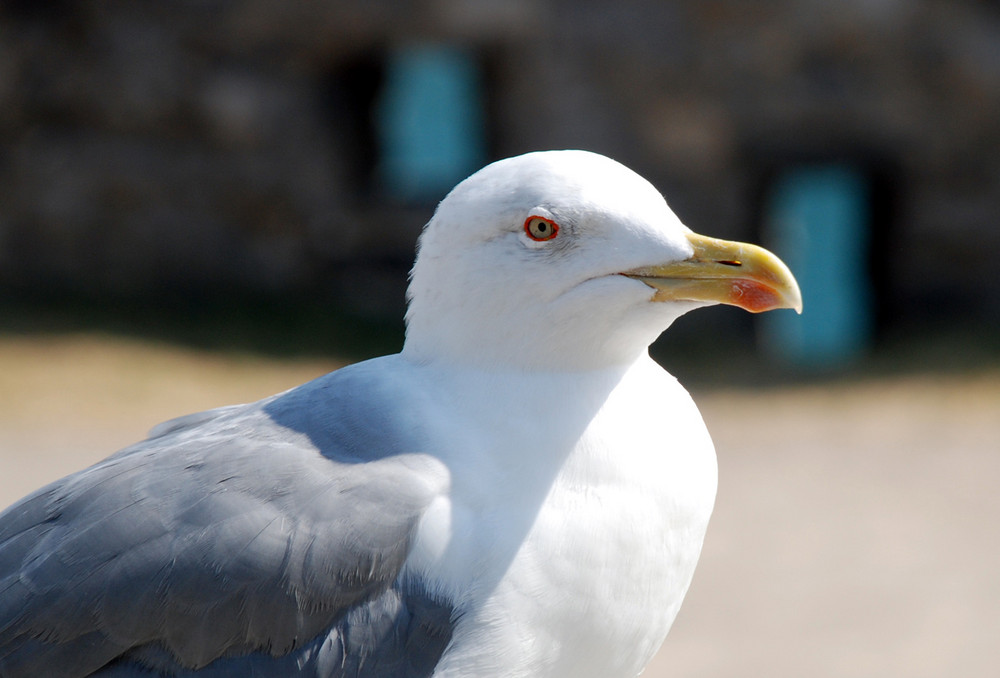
404, 357, 717, 678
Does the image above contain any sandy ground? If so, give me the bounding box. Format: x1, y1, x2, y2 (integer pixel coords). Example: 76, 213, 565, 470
1, 332, 998, 677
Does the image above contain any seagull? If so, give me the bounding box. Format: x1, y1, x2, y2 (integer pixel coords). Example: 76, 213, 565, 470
0, 150, 801, 678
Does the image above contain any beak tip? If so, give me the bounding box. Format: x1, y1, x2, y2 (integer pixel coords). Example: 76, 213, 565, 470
788, 284, 804, 315
789, 294, 804, 315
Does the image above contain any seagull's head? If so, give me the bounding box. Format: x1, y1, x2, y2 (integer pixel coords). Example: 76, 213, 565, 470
404, 150, 801, 371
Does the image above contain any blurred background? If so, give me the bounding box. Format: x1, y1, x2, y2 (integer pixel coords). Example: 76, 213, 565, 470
1, 1, 998, 676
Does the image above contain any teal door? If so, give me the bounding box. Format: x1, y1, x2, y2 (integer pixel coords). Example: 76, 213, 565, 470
760, 165, 874, 367
376, 45, 487, 203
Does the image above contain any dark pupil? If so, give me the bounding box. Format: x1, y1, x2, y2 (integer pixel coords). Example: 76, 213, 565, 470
536, 222, 547, 233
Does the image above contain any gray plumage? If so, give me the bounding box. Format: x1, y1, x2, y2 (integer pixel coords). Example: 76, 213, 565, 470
0, 360, 454, 677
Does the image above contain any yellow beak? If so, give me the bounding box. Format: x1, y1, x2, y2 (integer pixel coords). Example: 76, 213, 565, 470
623, 232, 803, 314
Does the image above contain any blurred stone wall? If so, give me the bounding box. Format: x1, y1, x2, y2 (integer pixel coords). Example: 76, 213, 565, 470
1, 0, 998, 326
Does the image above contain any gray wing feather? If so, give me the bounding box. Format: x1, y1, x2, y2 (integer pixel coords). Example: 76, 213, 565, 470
0, 359, 450, 677
145, 405, 245, 440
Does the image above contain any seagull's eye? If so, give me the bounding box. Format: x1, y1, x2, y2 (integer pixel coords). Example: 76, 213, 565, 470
524, 216, 559, 242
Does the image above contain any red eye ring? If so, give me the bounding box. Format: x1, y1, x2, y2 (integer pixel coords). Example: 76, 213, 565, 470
524, 215, 559, 241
